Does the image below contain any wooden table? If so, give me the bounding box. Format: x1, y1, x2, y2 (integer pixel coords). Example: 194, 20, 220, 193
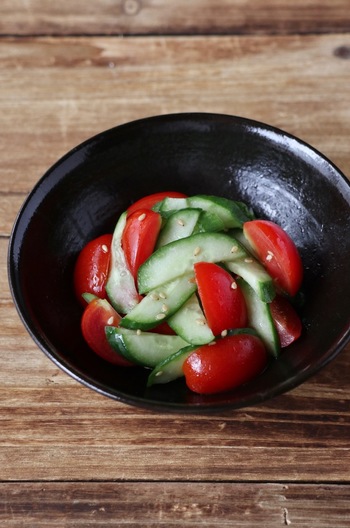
1, 1, 350, 525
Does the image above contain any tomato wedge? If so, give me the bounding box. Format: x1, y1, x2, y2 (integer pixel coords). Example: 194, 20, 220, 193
81, 297, 133, 366
194, 262, 247, 336
74, 233, 112, 306
243, 220, 303, 297
270, 295, 302, 347
127, 191, 187, 216
183, 333, 267, 394
122, 208, 162, 279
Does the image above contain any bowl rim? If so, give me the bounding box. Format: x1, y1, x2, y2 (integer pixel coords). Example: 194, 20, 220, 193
7, 112, 350, 413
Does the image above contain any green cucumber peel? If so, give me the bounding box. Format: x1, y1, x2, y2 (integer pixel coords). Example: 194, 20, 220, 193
105, 326, 188, 368
147, 344, 198, 387
137, 232, 246, 294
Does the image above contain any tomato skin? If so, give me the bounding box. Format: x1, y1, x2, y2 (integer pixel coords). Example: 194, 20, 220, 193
74, 234, 113, 306
270, 295, 302, 347
183, 334, 267, 395
127, 191, 187, 216
194, 262, 247, 336
243, 220, 303, 297
122, 208, 162, 278
81, 298, 133, 366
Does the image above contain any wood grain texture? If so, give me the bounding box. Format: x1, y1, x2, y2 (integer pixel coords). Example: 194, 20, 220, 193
0, 482, 349, 527
1, 34, 349, 200
1, 297, 349, 481
1, 0, 350, 36
1, 13, 350, 523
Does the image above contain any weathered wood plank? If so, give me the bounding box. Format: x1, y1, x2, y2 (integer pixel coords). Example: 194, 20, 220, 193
0, 35, 349, 198
1, 0, 350, 36
0, 482, 349, 526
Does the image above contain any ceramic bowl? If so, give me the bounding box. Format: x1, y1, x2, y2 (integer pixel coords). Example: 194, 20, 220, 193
8, 113, 350, 412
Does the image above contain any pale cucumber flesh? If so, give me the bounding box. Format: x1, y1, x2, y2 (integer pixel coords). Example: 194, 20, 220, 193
167, 293, 215, 345
105, 326, 188, 367
238, 279, 280, 358
105, 211, 139, 314
137, 232, 246, 294
120, 274, 197, 330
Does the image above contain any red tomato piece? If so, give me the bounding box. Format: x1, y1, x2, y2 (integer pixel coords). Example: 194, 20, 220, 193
74, 234, 113, 306
122, 208, 162, 278
270, 295, 302, 347
152, 321, 177, 335
243, 220, 303, 297
183, 333, 267, 395
194, 262, 247, 336
127, 191, 187, 216
81, 297, 133, 366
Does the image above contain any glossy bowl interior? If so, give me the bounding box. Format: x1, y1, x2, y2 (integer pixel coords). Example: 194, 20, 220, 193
8, 113, 350, 412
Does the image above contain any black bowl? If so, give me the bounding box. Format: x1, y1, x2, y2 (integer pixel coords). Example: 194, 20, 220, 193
8, 113, 350, 412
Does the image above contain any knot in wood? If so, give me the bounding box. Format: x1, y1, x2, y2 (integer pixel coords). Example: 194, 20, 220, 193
123, 0, 142, 16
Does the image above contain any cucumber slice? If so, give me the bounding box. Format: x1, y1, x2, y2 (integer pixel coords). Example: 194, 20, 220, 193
193, 210, 226, 233
105, 326, 188, 367
137, 232, 246, 294
187, 195, 254, 228
167, 294, 215, 345
120, 273, 197, 330
226, 257, 275, 303
229, 228, 255, 253
105, 211, 139, 314
156, 197, 188, 216
147, 345, 197, 386
156, 208, 202, 248
238, 279, 280, 358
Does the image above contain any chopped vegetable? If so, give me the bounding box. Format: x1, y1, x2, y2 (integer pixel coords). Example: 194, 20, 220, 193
74, 192, 304, 395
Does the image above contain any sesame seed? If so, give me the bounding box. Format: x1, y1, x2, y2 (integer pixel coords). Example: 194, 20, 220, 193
221, 329, 228, 337
161, 304, 168, 313
266, 251, 274, 261
136, 329, 142, 335
155, 370, 163, 377
151, 293, 160, 301
231, 281, 237, 289
231, 245, 238, 253
107, 316, 114, 325
196, 318, 206, 326
177, 219, 185, 226
193, 246, 201, 256
244, 258, 253, 263
101, 244, 109, 253
159, 292, 167, 299
156, 313, 166, 320
138, 213, 146, 221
